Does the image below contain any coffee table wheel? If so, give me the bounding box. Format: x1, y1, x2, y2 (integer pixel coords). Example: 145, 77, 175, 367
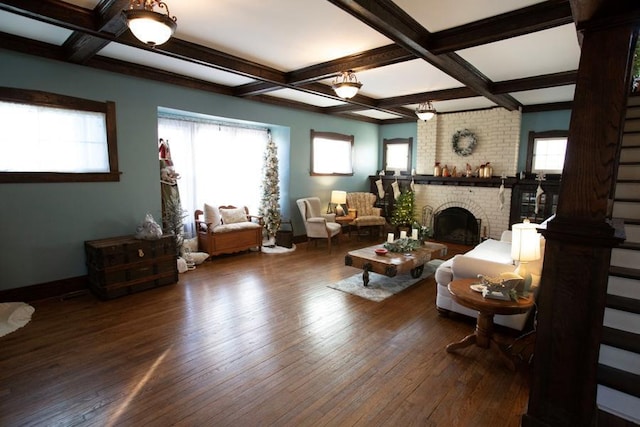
410, 265, 424, 278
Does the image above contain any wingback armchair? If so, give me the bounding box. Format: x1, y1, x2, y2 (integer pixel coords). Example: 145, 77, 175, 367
346, 192, 387, 238
296, 197, 342, 252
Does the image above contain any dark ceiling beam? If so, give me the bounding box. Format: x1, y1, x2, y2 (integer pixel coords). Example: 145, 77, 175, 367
326, 0, 521, 111
62, 0, 130, 64
378, 87, 477, 108
296, 82, 416, 118
492, 70, 578, 94
237, 1, 573, 97
69, 0, 129, 58
0, 0, 414, 118
428, 0, 574, 54
234, 44, 413, 97
327, 71, 578, 114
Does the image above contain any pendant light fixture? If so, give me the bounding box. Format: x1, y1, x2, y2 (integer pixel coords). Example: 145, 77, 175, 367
331, 71, 363, 99
416, 101, 436, 121
123, 0, 177, 47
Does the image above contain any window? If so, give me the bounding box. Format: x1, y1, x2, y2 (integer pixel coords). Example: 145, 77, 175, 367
526, 130, 568, 175
310, 130, 354, 176
0, 87, 119, 183
382, 137, 412, 173
158, 116, 270, 230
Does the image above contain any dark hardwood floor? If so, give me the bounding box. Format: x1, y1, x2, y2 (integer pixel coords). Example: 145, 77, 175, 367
0, 237, 531, 426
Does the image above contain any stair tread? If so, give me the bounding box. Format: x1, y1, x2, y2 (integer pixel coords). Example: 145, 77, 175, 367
601, 326, 640, 355
620, 218, 640, 225
614, 198, 640, 203
619, 161, 640, 165
597, 363, 640, 398
609, 265, 640, 280
616, 179, 640, 183
618, 241, 640, 250
606, 294, 640, 314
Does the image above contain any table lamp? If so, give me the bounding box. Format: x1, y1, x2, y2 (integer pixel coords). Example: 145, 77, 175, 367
330, 190, 347, 215
511, 219, 541, 295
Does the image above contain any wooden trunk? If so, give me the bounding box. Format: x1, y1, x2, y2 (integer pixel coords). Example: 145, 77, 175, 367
85, 235, 178, 299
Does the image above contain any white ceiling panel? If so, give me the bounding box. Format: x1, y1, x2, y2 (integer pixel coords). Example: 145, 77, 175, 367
267, 88, 345, 108
511, 85, 576, 105
351, 109, 404, 120
168, 0, 392, 71
0, 11, 73, 45
457, 24, 581, 81
394, 0, 545, 32
98, 43, 255, 87
339, 59, 464, 99
411, 97, 498, 114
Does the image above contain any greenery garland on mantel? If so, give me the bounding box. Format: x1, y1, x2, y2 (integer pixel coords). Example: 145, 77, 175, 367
452, 129, 477, 157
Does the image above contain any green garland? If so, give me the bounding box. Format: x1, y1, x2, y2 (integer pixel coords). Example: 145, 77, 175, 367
452, 129, 477, 157
384, 238, 421, 253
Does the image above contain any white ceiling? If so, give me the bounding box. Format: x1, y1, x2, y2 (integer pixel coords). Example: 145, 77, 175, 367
0, 0, 581, 120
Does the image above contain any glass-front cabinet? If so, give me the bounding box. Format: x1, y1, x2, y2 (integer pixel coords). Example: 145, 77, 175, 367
509, 180, 560, 225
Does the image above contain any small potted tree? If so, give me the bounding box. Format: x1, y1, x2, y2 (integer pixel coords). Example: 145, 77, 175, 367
390, 190, 415, 234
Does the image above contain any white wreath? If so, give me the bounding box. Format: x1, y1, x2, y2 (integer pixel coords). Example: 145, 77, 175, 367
452, 129, 477, 157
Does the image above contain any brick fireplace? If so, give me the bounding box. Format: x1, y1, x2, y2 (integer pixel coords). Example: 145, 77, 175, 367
413, 107, 521, 240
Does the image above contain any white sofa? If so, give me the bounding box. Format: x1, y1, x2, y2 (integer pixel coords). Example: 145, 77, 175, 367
434, 230, 545, 331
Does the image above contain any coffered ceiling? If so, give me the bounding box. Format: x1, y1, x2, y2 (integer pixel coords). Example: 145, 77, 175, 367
0, 0, 581, 123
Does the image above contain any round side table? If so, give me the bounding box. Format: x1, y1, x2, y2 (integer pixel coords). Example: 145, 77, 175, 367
446, 278, 534, 371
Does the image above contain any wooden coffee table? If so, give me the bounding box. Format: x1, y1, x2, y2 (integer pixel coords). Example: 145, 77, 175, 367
446, 278, 534, 371
344, 241, 447, 286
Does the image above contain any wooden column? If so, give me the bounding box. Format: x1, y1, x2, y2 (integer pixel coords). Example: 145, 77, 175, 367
522, 18, 634, 427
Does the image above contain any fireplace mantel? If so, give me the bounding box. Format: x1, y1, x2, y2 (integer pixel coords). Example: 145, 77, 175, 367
370, 174, 518, 188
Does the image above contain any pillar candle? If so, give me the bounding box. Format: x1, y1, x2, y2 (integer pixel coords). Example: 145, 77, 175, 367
412, 229, 418, 240
400, 230, 407, 239
387, 233, 394, 243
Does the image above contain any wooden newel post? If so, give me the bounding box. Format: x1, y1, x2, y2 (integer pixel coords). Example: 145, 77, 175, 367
522, 20, 634, 427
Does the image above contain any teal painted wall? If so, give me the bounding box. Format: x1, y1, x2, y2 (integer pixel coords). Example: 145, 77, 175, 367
518, 110, 572, 172
0, 50, 378, 291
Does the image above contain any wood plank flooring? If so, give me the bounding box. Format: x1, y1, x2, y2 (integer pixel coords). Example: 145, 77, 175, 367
0, 237, 531, 426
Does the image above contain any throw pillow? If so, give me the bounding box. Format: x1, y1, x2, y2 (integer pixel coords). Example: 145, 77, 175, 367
220, 207, 248, 224
182, 237, 198, 253
190, 252, 209, 264
204, 203, 222, 227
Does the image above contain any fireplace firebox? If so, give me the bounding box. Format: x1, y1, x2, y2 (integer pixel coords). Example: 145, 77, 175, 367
433, 207, 481, 245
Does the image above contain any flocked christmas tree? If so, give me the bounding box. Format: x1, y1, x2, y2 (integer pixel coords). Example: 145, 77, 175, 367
390, 190, 415, 227
259, 132, 281, 240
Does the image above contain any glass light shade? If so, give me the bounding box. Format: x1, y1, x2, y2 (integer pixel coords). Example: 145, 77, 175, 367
124, 9, 176, 46
416, 101, 436, 121
331, 190, 347, 205
511, 220, 541, 262
332, 71, 362, 99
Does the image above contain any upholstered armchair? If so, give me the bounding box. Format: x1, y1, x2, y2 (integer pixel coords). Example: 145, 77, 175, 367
346, 192, 387, 238
296, 197, 342, 252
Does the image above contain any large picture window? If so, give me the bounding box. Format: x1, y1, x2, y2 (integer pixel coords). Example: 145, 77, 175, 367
0, 87, 119, 183
310, 130, 354, 176
158, 115, 270, 228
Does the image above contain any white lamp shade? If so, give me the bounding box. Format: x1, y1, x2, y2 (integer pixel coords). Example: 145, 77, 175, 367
511, 221, 541, 262
331, 190, 347, 205
125, 10, 176, 46
416, 111, 435, 121
333, 83, 360, 99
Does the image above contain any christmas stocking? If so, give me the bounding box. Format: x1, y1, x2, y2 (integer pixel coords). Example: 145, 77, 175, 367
392, 181, 401, 200
375, 179, 385, 199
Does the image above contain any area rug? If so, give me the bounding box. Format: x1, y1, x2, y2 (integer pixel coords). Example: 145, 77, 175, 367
0, 302, 35, 338
328, 260, 439, 302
